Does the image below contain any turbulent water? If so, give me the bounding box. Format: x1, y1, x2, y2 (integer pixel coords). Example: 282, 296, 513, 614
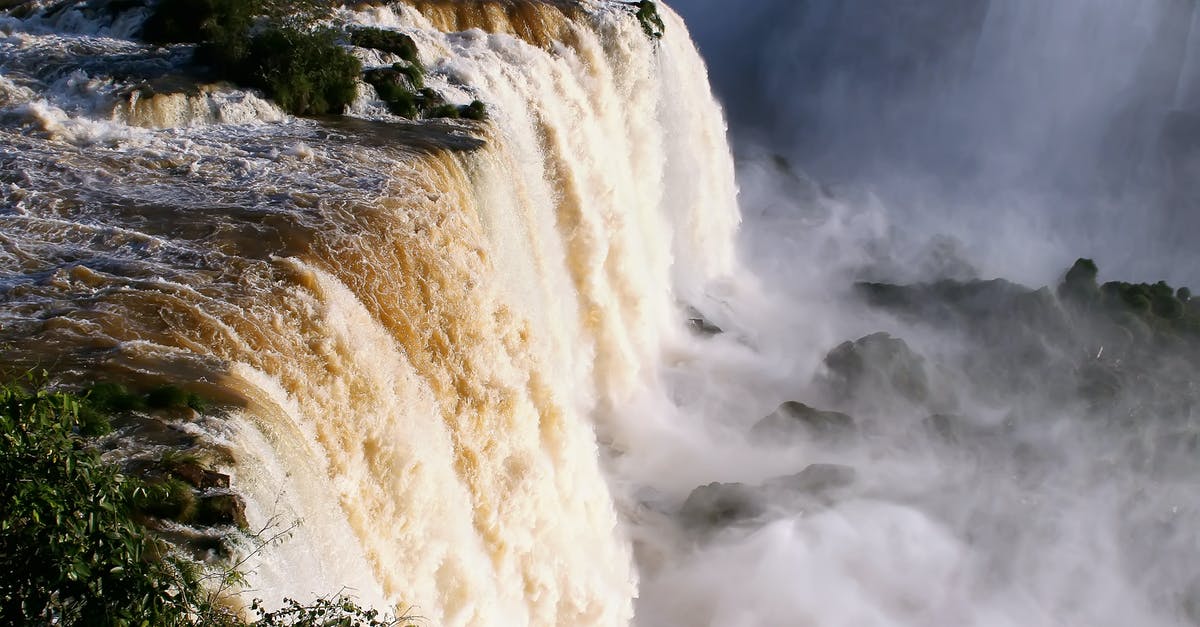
0, 1, 737, 623
4, 0, 1200, 626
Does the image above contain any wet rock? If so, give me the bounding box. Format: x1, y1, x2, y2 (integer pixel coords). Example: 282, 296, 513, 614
678, 482, 765, 531
678, 464, 857, 533
684, 306, 723, 336
687, 317, 723, 336
194, 493, 248, 528
171, 461, 230, 490
768, 463, 857, 494
751, 401, 856, 443
822, 332, 930, 404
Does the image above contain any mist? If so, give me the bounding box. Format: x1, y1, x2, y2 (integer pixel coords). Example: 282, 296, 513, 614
615, 2, 1200, 626
674, 0, 1200, 285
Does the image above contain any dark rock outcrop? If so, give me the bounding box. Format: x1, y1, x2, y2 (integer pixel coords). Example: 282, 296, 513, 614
822, 332, 930, 405
678, 464, 857, 533
750, 401, 856, 444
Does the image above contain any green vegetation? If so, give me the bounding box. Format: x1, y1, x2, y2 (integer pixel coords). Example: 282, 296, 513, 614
1056, 258, 1200, 335
349, 27, 420, 65
139, 1, 488, 121
142, 0, 360, 115
0, 379, 410, 625
219, 26, 362, 116
362, 65, 488, 121
0, 381, 205, 624
635, 1, 665, 40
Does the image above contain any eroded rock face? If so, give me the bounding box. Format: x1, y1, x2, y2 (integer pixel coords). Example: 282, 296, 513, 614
751, 401, 857, 444
678, 464, 857, 534
822, 332, 930, 405
678, 482, 765, 531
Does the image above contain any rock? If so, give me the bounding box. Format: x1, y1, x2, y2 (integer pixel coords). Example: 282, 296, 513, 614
768, 463, 857, 494
678, 482, 764, 531
171, 461, 230, 490
687, 317, 723, 336
750, 401, 856, 443
194, 493, 248, 528
684, 306, 723, 336
822, 332, 930, 404
678, 464, 856, 533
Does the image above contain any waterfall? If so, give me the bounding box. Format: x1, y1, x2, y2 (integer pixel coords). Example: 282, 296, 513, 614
0, 1, 739, 624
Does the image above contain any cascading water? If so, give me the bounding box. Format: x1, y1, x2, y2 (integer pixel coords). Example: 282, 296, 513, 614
0, 0, 739, 624
7, 0, 1199, 625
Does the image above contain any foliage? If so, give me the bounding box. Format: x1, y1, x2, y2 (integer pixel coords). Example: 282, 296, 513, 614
140, 0, 260, 46
249, 596, 416, 627
0, 381, 204, 625
1056, 258, 1199, 337
348, 28, 420, 66
142, 0, 359, 116
461, 99, 488, 121
634, 0, 665, 40
0, 379, 413, 625
212, 27, 362, 116
146, 384, 207, 411
363, 67, 488, 121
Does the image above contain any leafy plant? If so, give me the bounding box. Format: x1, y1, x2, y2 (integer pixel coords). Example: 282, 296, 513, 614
0, 380, 413, 625
0, 382, 204, 625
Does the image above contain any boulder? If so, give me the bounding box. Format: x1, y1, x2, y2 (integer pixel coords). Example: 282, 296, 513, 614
684, 306, 723, 336
678, 482, 763, 531
822, 332, 930, 404
172, 461, 230, 490
768, 463, 856, 493
194, 493, 248, 528
678, 464, 856, 533
750, 401, 856, 443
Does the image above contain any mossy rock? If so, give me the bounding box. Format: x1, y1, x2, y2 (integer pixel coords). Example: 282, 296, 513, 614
348, 27, 419, 65
678, 481, 764, 531
194, 493, 247, 528
139, 477, 199, 522
634, 0, 665, 39
146, 384, 205, 411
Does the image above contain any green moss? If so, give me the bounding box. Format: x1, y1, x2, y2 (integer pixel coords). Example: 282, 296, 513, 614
139, 477, 199, 522
426, 104, 461, 119
349, 27, 420, 65
85, 382, 144, 412
461, 99, 488, 121
364, 67, 420, 117
635, 0, 665, 39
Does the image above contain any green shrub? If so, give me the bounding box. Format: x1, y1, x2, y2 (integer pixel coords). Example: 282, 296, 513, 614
425, 104, 461, 119
215, 27, 362, 116
145, 384, 206, 411
461, 99, 488, 121
635, 0, 665, 39
85, 381, 144, 412
0, 384, 203, 624
1, 381, 404, 625
363, 67, 420, 117
141, 0, 260, 46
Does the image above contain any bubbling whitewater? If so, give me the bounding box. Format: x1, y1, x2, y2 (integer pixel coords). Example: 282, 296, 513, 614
0, 1, 739, 624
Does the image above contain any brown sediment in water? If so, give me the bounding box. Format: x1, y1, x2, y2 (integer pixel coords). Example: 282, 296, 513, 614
392, 0, 584, 48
